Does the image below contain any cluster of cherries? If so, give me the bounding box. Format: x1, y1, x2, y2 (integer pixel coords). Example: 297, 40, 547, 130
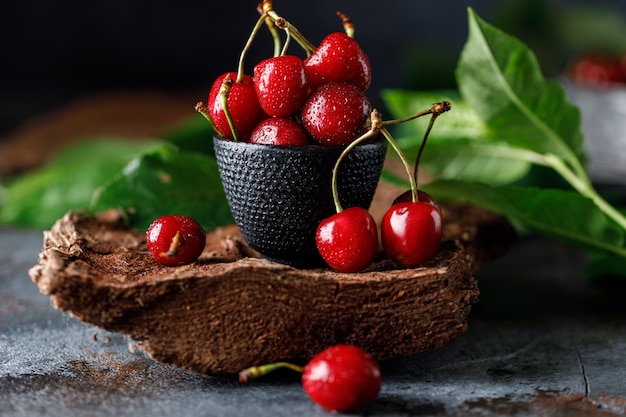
569, 52, 626, 87
196, 5, 372, 147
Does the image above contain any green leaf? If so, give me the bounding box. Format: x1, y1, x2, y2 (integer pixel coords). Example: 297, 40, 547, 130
90, 144, 232, 231
457, 8, 586, 169
0, 139, 162, 229
381, 89, 531, 185
585, 250, 626, 279
162, 113, 215, 155
423, 179, 626, 257
417, 142, 531, 185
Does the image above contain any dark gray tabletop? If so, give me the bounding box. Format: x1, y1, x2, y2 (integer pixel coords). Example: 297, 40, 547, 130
2, 227, 626, 416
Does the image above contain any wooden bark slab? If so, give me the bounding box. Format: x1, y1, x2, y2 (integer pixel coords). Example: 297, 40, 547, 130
29, 202, 515, 375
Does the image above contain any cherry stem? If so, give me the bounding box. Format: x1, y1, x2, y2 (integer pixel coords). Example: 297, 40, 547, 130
263, 16, 282, 57
194, 102, 225, 138
220, 74, 240, 141
238, 361, 304, 384
380, 126, 420, 203
413, 111, 443, 188
260, 0, 316, 56
375, 101, 451, 201
237, 13, 268, 83
381, 101, 451, 126
275, 17, 291, 56
336, 11, 355, 38
330, 112, 380, 213
162, 231, 182, 258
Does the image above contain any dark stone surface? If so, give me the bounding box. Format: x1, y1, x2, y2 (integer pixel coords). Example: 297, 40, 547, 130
2, 227, 626, 416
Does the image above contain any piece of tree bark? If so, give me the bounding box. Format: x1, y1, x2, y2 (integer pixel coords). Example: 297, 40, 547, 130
29, 203, 515, 375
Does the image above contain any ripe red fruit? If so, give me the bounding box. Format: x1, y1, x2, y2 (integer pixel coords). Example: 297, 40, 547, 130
146, 215, 206, 266
253, 55, 309, 117
393, 189, 442, 214
301, 82, 370, 146
316, 206, 378, 273
569, 54, 626, 86
381, 201, 442, 268
207, 72, 266, 140
249, 117, 311, 146
302, 344, 382, 413
305, 32, 372, 92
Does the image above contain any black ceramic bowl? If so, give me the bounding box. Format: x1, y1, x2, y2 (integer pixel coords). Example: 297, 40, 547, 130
213, 136, 387, 268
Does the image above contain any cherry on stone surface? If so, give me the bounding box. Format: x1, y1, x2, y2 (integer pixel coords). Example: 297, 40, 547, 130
249, 117, 311, 146
146, 215, 206, 266
302, 344, 382, 413
207, 72, 266, 140
253, 55, 309, 117
315, 206, 378, 273
304, 31, 372, 92
301, 82, 371, 146
381, 201, 443, 268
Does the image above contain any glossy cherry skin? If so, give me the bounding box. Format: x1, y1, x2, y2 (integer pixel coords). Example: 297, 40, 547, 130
207, 72, 266, 140
302, 344, 382, 413
316, 207, 378, 273
146, 215, 206, 266
381, 201, 443, 268
249, 117, 311, 146
253, 55, 308, 117
305, 32, 372, 92
393, 189, 442, 214
569, 54, 626, 86
301, 82, 370, 146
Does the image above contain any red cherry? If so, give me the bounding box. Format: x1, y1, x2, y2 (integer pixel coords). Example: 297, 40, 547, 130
207, 72, 266, 140
249, 117, 311, 146
392, 189, 441, 214
305, 32, 372, 92
569, 54, 626, 86
302, 344, 382, 413
316, 207, 378, 273
253, 55, 309, 117
146, 215, 206, 266
301, 82, 370, 146
381, 201, 442, 268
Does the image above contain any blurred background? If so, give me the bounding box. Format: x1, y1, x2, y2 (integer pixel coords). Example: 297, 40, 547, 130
2, 0, 626, 136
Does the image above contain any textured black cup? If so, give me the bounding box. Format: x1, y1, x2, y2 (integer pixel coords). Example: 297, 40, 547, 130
213, 136, 387, 268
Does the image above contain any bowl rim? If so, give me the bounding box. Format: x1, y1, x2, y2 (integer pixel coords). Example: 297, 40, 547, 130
212, 135, 387, 153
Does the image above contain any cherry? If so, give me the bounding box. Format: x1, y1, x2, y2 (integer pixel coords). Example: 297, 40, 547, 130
146, 215, 206, 266
316, 207, 379, 273
381, 201, 442, 268
207, 72, 266, 140
302, 344, 382, 413
569, 54, 626, 86
249, 117, 311, 146
301, 82, 370, 146
238, 344, 382, 413
253, 55, 309, 117
304, 32, 372, 92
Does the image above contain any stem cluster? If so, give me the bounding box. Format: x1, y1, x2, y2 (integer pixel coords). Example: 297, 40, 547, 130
330, 102, 451, 213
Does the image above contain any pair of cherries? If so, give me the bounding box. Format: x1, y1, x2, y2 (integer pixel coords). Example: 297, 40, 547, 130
316, 103, 450, 273
316, 191, 443, 273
